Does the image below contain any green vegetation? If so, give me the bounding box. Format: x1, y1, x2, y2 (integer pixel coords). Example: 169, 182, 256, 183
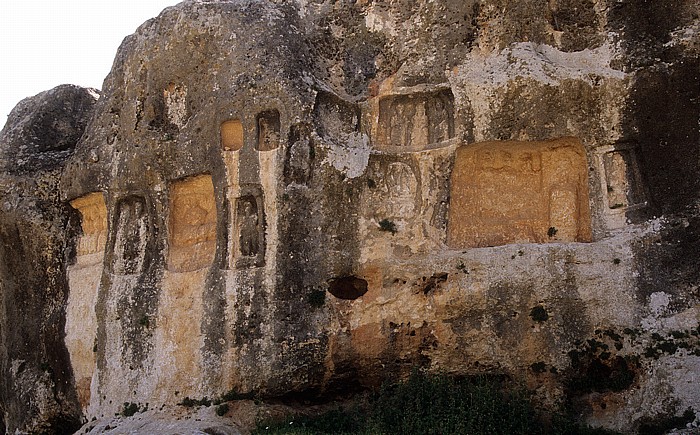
179, 396, 211, 407
121, 402, 141, 417
547, 227, 558, 238
307, 289, 326, 308
216, 403, 230, 417
530, 305, 549, 322
378, 219, 397, 235
253, 371, 618, 434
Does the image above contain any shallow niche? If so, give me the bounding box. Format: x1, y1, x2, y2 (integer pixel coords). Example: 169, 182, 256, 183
376, 89, 454, 151
168, 174, 217, 272
111, 195, 151, 275
595, 144, 647, 228
163, 82, 188, 129
221, 119, 244, 151
447, 138, 592, 248
70, 192, 108, 262
256, 109, 281, 151
232, 187, 265, 268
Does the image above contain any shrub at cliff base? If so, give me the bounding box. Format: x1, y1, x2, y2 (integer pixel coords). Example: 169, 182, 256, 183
254, 371, 619, 434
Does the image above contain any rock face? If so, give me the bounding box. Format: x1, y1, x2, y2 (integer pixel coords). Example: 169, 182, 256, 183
1, 0, 699, 433
0, 85, 99, 434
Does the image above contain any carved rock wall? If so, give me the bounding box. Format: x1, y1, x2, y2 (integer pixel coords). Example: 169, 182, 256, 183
1, 0, 699, 433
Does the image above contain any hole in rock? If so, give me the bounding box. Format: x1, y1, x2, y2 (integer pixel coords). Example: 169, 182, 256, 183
328, 276, 369, 300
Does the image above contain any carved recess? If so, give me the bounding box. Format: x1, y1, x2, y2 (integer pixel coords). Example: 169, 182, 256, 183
66, 192, 107, 409
163, 83, 188, 129
256, 110, 281, 151
376, 89, 454, 152
168, 175, 217, 272
221, 119, 244, 151
232, 185, 265, 268
594, 143, 648, 229
70, 192, 108, 261
111, 195, 150, 275
447, 138, 592, 248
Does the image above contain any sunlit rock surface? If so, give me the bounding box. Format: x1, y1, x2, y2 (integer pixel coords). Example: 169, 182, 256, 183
1, 0, 699, 433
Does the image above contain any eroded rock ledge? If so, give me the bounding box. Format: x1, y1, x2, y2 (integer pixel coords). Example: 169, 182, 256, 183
1, 0, 699, 433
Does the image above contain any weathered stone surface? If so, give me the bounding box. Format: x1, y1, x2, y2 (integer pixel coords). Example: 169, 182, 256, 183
0, 85, 98, 433
1, 0, 699, 433
447, 138, 592, 248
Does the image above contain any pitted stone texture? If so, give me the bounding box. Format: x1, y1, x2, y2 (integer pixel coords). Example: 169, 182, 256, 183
0, 85, 98, 173
448, 138, 592, 248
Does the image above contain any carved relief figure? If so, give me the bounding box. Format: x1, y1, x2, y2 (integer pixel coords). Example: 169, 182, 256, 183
385, 162, 418, 219
112, 196, 149, 275
378, 90, 455, 150
168, 175, 217, 272
239, 199, 259, 257
448, 139, 592, 248
234, 192, 265, 268
284, 124, 313, 185
426, 92, 454, 144
257, 110, 281, 151
389, 100, 416, 147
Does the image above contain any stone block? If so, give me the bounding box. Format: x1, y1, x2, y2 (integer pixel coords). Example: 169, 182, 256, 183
447, 138, 592, 248
168, 175, 217, 272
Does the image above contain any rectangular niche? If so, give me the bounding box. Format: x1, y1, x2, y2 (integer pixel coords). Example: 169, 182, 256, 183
221, 119, 244, 151
163, 82, 188, 129
256, 109, 281, 151
595, 143, 647, 230
111, 195, 150, 275
376, 89, 454, 151
70, 192, 108, 261
231, 185, 265, 269
447, 138, 592, 248
168, 175, 217, 272
602, 147, 646, 210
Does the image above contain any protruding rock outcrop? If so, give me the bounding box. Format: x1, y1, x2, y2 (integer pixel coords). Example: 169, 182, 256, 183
1, 0, 699, 433
0, 84, 98, 434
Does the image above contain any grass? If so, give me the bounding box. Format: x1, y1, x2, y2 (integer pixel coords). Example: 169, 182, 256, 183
253, 371, 618, 434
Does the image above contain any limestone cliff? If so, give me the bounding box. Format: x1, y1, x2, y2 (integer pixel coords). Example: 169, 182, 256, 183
1, 0, 699, 433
